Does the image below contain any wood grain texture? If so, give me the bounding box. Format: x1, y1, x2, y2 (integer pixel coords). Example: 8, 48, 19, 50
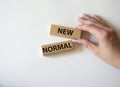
41, 40, 74, 56
50, 24, 81, 39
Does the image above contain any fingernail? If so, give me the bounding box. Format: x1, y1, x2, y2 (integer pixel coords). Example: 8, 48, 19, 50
83, 13, 87, 16
78, 14, 85, 19
76, 39, 82, 43
75, 26, 79, 29
74, 40, 79, 43
93, 14, 97, 17
76, 25, 80, 29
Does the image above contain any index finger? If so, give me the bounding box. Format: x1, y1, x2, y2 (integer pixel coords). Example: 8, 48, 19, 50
76, 24, 103, 40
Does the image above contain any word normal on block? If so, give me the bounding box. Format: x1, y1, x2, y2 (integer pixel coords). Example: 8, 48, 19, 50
41, 40, 74, 56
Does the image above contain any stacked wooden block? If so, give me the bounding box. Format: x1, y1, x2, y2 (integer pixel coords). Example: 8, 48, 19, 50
41, 24, 81, 56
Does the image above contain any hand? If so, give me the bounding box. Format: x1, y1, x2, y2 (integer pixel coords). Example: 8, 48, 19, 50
76, 14, 120, 69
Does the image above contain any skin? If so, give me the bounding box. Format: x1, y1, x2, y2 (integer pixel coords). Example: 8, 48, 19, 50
76, 14, 120, 69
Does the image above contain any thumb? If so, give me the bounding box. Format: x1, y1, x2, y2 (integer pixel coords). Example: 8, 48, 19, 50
76, 39, 98, 54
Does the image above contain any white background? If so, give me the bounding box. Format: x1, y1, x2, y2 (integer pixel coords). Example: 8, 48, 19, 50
0, 0, 120, 87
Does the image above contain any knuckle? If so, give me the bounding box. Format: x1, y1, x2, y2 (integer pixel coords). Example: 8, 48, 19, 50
102, 31, 108, 37
109, 29, 115, 34
87, 21, 93, 25
101, 30, 114, 39
87, 24, 95, 27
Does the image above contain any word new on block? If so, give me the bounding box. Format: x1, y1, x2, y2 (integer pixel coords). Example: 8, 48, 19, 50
41, 40, 74, 56
50, 24, 81, 39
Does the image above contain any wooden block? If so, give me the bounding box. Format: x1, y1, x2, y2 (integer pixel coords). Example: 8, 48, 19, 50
50, 24, 81, 39
41, 40, 74, 56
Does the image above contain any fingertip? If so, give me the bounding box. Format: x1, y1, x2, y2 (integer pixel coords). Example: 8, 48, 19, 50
76, 25, 83, 30
83, 13, 88, 16
93, 14, 100, 18
78, 14, 85, 20
76, 25, 80, 29
75, 39, 83, 44
93, 14, 97, 17
77, 16, 81, 20
75, 26, 80, 29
